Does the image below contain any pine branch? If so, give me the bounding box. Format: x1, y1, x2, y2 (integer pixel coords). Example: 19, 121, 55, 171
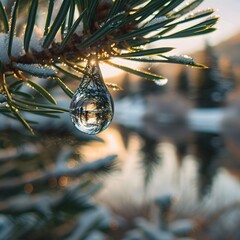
0, 0, 218, 132
0, 183, 98, 216
0, 150, 117, 193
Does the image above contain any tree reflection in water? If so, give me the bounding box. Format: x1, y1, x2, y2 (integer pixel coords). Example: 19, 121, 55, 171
78, 121, 239, 209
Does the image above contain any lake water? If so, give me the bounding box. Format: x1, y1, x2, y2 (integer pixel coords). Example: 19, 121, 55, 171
78, 120, 240, 216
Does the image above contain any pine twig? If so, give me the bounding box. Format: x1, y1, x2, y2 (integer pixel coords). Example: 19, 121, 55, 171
0, 150, 117, 192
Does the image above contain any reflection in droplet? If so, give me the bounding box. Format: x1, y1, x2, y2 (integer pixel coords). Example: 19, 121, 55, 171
70, 54, 114, 135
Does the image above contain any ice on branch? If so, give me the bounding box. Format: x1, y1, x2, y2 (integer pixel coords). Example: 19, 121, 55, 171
13, 63, 57, 78
0, 33, 25, 64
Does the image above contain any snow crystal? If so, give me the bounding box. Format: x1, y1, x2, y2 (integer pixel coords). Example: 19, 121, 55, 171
11, 37, 25, 58
11, 37, 25, 57
185, 8, 214, 20
0, 33, 25, 64
0, 34, 9, 64
144, 16, 168, 27
112, 11, 125, 17
167, 55, 195, 65
205, 15, 219, 21
100, 11, 125, 28
13, 63, 57, 78
29, 26, 45, 53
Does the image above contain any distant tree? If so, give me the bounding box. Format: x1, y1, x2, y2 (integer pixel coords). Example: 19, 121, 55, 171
194, 43, 232, 108
176, 68, 190, 96
192, 43, 231, 195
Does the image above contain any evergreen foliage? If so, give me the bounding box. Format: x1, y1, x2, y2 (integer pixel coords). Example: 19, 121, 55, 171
0, 0, 218, 133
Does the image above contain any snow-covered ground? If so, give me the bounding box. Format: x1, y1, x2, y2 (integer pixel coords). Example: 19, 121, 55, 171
114, 96, 226, 133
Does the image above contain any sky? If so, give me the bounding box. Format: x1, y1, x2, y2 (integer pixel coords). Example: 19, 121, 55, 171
165, 0, 240, 54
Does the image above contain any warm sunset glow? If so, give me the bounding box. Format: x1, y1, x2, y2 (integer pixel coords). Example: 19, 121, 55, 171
100, 58, 141, 79
78, 126, 127, 161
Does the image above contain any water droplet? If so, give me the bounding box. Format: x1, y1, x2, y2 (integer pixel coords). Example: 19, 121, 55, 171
153, 78, 168, 86
69, 54, 114, 135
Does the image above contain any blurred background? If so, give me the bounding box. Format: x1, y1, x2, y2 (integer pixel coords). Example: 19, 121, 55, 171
90, 1, 240, 238
1, 0, 240, 239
